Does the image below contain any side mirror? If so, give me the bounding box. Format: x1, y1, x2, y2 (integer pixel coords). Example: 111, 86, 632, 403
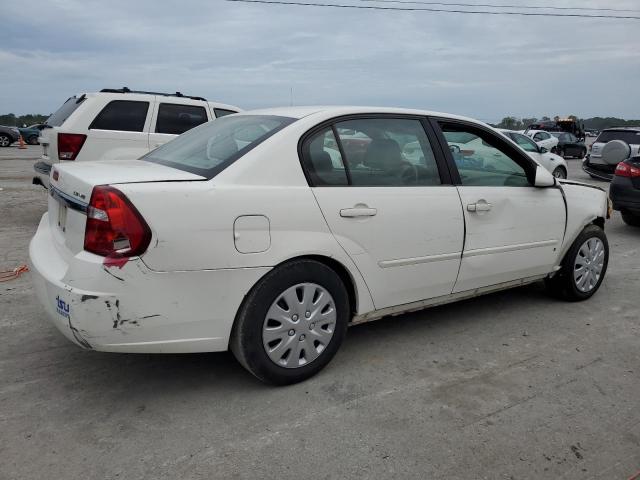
534, 165, 556, 187
540, 146, 548, 153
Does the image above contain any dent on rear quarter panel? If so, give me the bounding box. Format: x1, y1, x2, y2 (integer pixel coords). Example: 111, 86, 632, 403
559, 183, 607, 259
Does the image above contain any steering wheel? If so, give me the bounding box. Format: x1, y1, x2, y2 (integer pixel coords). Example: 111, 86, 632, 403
449, 144, 461, 154
399, 163, 419, 185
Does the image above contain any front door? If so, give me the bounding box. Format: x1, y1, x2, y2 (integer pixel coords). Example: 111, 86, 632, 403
435, 120, 566, 293
300, 116, 465, 310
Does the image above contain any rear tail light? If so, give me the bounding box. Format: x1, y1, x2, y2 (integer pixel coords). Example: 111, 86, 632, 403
614, 162, 640, 178
84, 186, 152, 259
58, 133, 86, 160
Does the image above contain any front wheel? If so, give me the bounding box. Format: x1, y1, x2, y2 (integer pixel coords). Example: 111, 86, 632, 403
0, 134, 11, 147
545, 225, 608, 301
552, 167, 567, 179
621, 212, 640, 227
27, 135, 39, 145
230, 259, 350, 385
557, 148, 565, 158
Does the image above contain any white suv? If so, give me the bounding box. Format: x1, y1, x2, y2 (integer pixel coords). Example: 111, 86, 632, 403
33, 88, 241, 188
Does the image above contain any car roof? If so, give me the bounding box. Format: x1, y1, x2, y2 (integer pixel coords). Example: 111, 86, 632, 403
235, 105, 485, 124
80, 91, 240, 110
601, 126, 640, 132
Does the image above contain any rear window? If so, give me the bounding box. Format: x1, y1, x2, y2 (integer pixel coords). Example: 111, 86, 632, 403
46, 95, 86, 127
156, 103, 208, 135
596, 130, 640, 144
143, 115, 295, 179
89, 100, 149, 132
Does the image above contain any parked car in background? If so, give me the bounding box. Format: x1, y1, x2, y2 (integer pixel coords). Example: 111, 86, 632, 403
33, 87, 241, 188
551, 132, 587, 159
610, 156, 640, 226
583, 127, 640, 181
0, 125, 20, 147
30, 106, 610, 385
18, 126, 41, 145
498, 129, 568, 178
523, 129, 559, 152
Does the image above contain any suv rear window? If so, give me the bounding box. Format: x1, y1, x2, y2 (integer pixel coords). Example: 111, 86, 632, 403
143, 115, 295, 179
596, 130, 640, 144
46, 95, 86, 127
89, 100, 149, 132
156, 103, 208, 135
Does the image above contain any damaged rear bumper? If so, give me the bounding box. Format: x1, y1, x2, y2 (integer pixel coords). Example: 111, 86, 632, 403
29, 213, 271, 353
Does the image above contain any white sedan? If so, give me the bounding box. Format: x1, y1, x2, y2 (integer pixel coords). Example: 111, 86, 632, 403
497, 129, 569, 179
523, 129, 559, 151
30, 107, 610, 384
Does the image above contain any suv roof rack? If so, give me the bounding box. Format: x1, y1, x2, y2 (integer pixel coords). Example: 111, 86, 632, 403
100, 87, 207, 102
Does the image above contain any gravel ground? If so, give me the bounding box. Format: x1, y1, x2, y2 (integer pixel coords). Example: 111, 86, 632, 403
1, 144, 638, 480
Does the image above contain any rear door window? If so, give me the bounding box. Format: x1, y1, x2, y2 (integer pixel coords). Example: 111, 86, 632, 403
335, 118, 442, 186
89, 100, 149, 132
155, 103, 208, 135
46, 95, 86, 127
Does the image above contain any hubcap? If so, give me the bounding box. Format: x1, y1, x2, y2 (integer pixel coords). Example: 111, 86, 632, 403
553, 168, 566, 179
0, 136, 9, 147
573, 237, 605, 293
262, 283, 336, 368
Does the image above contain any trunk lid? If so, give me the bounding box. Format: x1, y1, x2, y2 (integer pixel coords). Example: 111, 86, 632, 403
48, 160, 205, 258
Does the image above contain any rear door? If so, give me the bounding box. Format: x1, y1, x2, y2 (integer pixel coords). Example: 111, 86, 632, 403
301, 115, 464, 310
433, 119, 566, 292
148, 99, 211, 151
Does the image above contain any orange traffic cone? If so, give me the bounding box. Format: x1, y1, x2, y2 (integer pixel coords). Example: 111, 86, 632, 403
18, 135, 27, 149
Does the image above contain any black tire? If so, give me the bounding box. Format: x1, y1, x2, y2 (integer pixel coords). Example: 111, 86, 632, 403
230, 259, 350, 385
557, 147, 565, 158
621, 211, 640, 227
27, 135, 39, 145
545, 224, 608, 301
552, 166, 567, 179
0, 134, 11, 147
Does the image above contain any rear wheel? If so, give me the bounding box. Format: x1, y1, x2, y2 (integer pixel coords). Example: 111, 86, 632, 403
621, 211, 640, 227
545, 225, 608, 301
557, 147, 565, 158
27, 135, 39, 145
0, 134, 11, 147
230, 259, 350, 385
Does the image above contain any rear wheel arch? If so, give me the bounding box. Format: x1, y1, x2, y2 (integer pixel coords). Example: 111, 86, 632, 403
592, 216, 605, 230
241, 255, 358, 317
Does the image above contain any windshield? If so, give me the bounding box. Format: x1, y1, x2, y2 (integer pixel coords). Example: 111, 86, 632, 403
143, 115, 295, 178
46, 95, 86, 126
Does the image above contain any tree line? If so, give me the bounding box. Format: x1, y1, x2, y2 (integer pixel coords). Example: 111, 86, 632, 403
494, 115, 640, 131
0, 113, 50, 127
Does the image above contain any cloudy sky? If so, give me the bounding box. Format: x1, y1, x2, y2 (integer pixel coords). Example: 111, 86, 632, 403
1, 0, 638, 122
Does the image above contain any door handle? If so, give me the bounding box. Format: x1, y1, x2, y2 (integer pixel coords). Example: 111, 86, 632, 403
467, 201, 492, 212
340, 206, 377, 218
